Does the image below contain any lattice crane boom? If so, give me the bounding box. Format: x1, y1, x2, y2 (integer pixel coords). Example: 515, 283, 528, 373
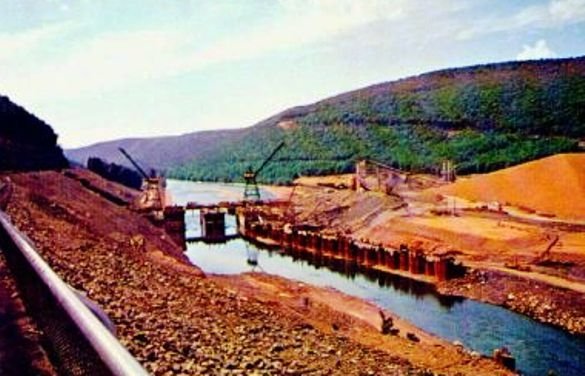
254, 141, 285, 177
118, 147, 150, 179
244, 141, 285, 201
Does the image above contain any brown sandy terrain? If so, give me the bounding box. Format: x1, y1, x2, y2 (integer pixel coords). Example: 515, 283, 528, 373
361, 215, 546, 258
295, 175, 354, 189
0, 169, 511, 375
436, 153, 585, 221
260, 155, 585, 335
356, 213, 585, 333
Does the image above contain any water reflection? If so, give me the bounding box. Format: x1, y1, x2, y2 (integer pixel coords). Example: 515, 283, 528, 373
173, 180, 585, 376
257, 243, 465, 308
187, 235, 585, 376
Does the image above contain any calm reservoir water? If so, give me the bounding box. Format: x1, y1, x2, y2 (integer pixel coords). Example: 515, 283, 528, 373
167, 179, 585, 376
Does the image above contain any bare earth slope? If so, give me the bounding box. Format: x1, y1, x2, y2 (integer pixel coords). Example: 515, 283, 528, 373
437, 153, 585, 220
2, 169, 510, 375
270, 168, 585, 335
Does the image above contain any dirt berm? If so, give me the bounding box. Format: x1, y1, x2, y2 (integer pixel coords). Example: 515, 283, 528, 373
436, 153, 585, 221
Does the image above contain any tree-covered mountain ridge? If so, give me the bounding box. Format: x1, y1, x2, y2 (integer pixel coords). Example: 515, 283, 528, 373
70, 56, 585, 184
0, 95, 68, 171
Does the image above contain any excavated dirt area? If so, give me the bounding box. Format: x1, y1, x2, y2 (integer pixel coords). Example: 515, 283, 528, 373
279, 155, 585, 335
436, 153, 585, 221
0, 169, 511, 375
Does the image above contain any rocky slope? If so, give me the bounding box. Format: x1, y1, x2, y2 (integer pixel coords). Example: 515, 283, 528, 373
2, 170, 511, 375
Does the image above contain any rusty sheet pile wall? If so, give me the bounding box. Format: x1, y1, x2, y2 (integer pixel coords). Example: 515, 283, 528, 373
238, 209, 466, 282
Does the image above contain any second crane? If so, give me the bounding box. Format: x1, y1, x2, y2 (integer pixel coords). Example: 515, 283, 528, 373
243, 141, 285, 201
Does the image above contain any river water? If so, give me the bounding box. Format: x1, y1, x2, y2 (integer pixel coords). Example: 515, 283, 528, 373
167, 179, 585, 376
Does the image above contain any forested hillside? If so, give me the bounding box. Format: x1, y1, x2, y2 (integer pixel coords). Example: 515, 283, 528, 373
68, 57, 585, 184
0, 95, 68, 171
170, 57, 585, 184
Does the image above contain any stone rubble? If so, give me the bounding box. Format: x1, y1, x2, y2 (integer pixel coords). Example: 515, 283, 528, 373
6, 171, 437, 376
439, 269, 585, 335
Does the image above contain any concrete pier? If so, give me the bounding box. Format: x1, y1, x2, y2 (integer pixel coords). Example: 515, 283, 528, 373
163, 206, 186, 249
200, 209, 226, 241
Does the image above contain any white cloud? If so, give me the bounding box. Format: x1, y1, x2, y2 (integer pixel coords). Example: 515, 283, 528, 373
0, 1, 416, 103
196, 0, 410, 66
549, 0, 585, 21
279, 0, 408, 30
458, 0, 585, 39
0, 22, 74, 62
0, 28, 196, 102
517, 39, 557, 60
187, 0, 469, 74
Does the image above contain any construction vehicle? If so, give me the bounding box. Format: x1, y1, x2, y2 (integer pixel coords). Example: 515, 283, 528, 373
118, 147, 165, 219
533, 233, 560, 266
243, 141, 285, 201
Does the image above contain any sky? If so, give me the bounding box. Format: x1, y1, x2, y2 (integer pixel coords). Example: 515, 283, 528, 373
1, 0, 584, 148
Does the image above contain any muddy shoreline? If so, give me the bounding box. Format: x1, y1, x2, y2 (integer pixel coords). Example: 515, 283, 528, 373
244, 222, 585, 337
259, 182, 585, 337
438, 268, 585, 336
240, 210, 585, 339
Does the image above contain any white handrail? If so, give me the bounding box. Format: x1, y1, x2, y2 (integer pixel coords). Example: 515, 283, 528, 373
0, 211, 149, 376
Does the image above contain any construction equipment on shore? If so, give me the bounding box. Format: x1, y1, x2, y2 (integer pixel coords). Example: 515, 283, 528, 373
118, 147, 165, 218
533, 233, 560, 265
243, 141, 285, 201
440, 159, 457, 182
355, 159, 409, 195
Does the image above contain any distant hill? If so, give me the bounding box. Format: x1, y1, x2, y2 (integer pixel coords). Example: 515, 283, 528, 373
0, 95, 68, 171
66, 129, 245, 172
68, 56, 585, 183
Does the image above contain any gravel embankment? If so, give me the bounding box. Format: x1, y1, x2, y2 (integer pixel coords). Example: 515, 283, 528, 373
6, 171, 436, 375
438, 269, 585, 335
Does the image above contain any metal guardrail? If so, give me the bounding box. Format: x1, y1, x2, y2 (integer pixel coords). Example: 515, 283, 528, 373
0, 211, 149, 376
